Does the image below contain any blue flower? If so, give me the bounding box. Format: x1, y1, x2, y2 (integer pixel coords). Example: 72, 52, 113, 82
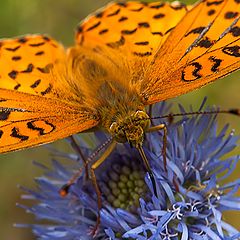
17, 100, 240, 239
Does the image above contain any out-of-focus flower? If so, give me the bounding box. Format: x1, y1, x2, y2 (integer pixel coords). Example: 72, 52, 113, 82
17, 100, 240, 239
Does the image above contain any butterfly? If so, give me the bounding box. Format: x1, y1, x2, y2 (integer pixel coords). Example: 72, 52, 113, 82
0, 0, 240, 169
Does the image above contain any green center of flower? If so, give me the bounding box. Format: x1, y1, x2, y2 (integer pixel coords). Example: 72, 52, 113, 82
104, 165, 147, 211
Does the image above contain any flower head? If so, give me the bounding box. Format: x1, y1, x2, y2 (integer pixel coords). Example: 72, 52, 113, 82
17, 100, 240, 239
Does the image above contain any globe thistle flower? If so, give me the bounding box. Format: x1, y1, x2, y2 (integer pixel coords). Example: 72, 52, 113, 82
17, 100, 240, 239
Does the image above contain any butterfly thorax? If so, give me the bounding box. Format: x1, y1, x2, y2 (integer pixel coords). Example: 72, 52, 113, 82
108, 110, 150, 147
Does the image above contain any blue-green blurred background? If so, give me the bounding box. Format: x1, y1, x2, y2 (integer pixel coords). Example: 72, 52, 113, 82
0, 0, 239, 239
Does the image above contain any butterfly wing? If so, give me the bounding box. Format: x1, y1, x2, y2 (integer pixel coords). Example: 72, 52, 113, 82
76, 1, 189, 84
141, 0, 240, 104
0, 89, 99, 153
0, 35, 99, 153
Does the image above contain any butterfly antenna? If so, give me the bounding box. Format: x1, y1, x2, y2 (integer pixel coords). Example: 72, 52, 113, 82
150, 108, 240, 121
137, 144, 157, 196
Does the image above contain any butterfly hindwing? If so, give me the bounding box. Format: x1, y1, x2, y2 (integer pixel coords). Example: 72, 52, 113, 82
0, 88, 99, 153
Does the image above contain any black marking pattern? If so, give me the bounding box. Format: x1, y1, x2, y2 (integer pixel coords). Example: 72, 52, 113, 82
35, 51, 45, 56
133, 51, 152, 57
121, 28, 137, 35
27, 120, 56, 135
41, 84, 53, 96
225, 12, 239, 19
14, 83, 21, 90
209, 56, 222, 72
107, 36, 125, 48
134, 41, 149, 46
37, 64, 53, 74
107, 8, 121, 17
99, 29, 108, 35
0, 111, 10, 120
21, 63, 34, 73
86, 21, 101, 32
208, 9, 216, 16
230, 26, 240, 37
11, 127, 29, 141
12, 56, 21, 61
5, 45, 20, 52
138, 22, 150, 28
29, 42, 45, 47
119, 16, 128, 22
8, 70, 18, 79
153, 13, 165, 19
206, 0, 224, 6
222, 45, 240, 57
197, 37, 213, 48
31, 79, 41, 88
0, 130, 3, 139
182, 62, 203, 82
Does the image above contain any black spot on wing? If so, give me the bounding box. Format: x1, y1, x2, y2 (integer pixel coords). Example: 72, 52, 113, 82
14, 83, 21, 90
130, 6, 144, 12
138, 22, 150, 28
153, 13, 165, 19
41, 84, 53, 96
27, 120, 55, 135
230, 26, 240, 37
10, 127, 29, 141
134, 41, 149, 46
12, 56, 22, 61
99, 29, 109, 35
21, 64, 34, 73
149, 3, 165, 9
18, 37, 27, 43
29, 42, 45, 47
182, 62, 203, 82
95, 12, 103, 18
151, 32, 163, 36
207, 9, 216, 16
35, 51, 45, 56
206, 0, 224, 6
121, 28, 137, 35
197, 37, 213, 48
106, 36, 125, 48
5, 45, 20, 52
0, 130, 3, 139
0, 111, 10, 120
37, 64, 53, 74
119, 16, 128, 22
133, 51, 152, 57
107, 8, 121, 17
185, 27, 205, 37
209, 56, 222, 72
86, 21, 101, 32
31, 79, 41, 89
225, 12, 239, 19
222, 45, 240, 57
8, 70, 18, 79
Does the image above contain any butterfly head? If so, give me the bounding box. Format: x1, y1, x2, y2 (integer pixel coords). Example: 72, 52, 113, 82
109, 110, 150, 147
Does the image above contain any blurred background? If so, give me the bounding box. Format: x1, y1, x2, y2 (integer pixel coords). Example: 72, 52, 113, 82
0, 0, 239, 239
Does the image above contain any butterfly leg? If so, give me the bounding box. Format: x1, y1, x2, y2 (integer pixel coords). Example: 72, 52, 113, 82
147, 123, 167, 171
68, 135, 89, 179
89, 140, 117, 235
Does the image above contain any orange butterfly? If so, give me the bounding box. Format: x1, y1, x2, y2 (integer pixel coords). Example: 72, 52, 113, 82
0, 0, 240, 160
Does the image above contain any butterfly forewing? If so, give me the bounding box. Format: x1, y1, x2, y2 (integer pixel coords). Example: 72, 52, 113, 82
76, 1, 189, 84
0, 35, 99, 153
141, 0, 240, 104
